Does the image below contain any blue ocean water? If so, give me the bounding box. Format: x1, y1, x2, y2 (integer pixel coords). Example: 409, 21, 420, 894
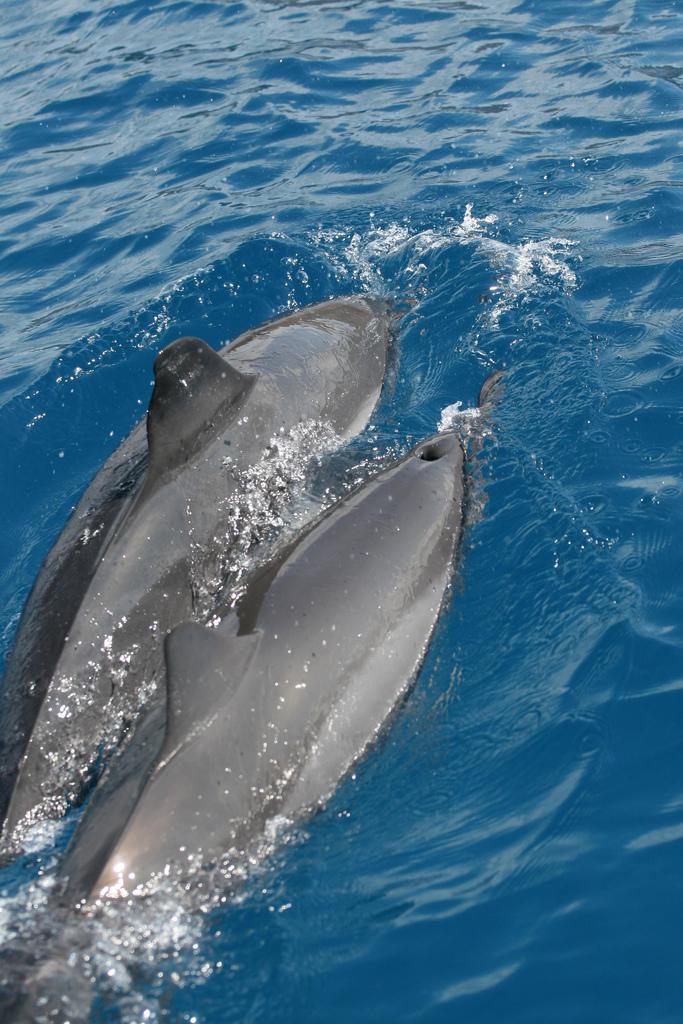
1, 0, 682, 1021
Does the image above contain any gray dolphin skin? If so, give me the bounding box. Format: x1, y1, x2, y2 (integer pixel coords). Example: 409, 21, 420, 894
0, 296, 390, 842
58, 430, 465, 904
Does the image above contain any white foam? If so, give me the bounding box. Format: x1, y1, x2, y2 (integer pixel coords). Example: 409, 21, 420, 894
479, 234, 578, 326
313, 205, 579, 329
438, 401, 481, 433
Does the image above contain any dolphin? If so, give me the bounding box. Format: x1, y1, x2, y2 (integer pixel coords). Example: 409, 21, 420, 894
57, 429, 466, 904
0, 296, 391, 843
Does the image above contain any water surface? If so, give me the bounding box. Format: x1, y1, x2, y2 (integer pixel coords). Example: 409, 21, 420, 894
1, 1, 682, 1021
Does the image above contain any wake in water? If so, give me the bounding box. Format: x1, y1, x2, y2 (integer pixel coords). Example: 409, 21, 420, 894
311, 203, 578, 330
312, 205, 496, 292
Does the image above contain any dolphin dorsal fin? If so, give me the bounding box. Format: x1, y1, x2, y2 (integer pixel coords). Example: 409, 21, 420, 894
163, 620, 259, 750
146, 337, 254, 483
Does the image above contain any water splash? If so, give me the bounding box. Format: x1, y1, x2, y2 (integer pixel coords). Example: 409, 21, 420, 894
438, 401, 482, 434
312, 205, 579, 328
192, 418, 342, 617
480, 234, 579, 327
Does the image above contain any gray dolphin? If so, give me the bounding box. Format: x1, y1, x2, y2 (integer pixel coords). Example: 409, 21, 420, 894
58, 429, 465, 904
1, 297, 391, 842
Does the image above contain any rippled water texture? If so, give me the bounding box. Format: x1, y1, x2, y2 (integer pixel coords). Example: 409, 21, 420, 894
1, 1, 683, 1021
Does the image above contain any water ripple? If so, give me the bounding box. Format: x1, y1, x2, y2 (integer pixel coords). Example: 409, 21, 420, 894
1, 0, 682, 1022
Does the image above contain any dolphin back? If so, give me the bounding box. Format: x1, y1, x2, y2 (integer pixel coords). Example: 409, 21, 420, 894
65, 432, 465, 901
